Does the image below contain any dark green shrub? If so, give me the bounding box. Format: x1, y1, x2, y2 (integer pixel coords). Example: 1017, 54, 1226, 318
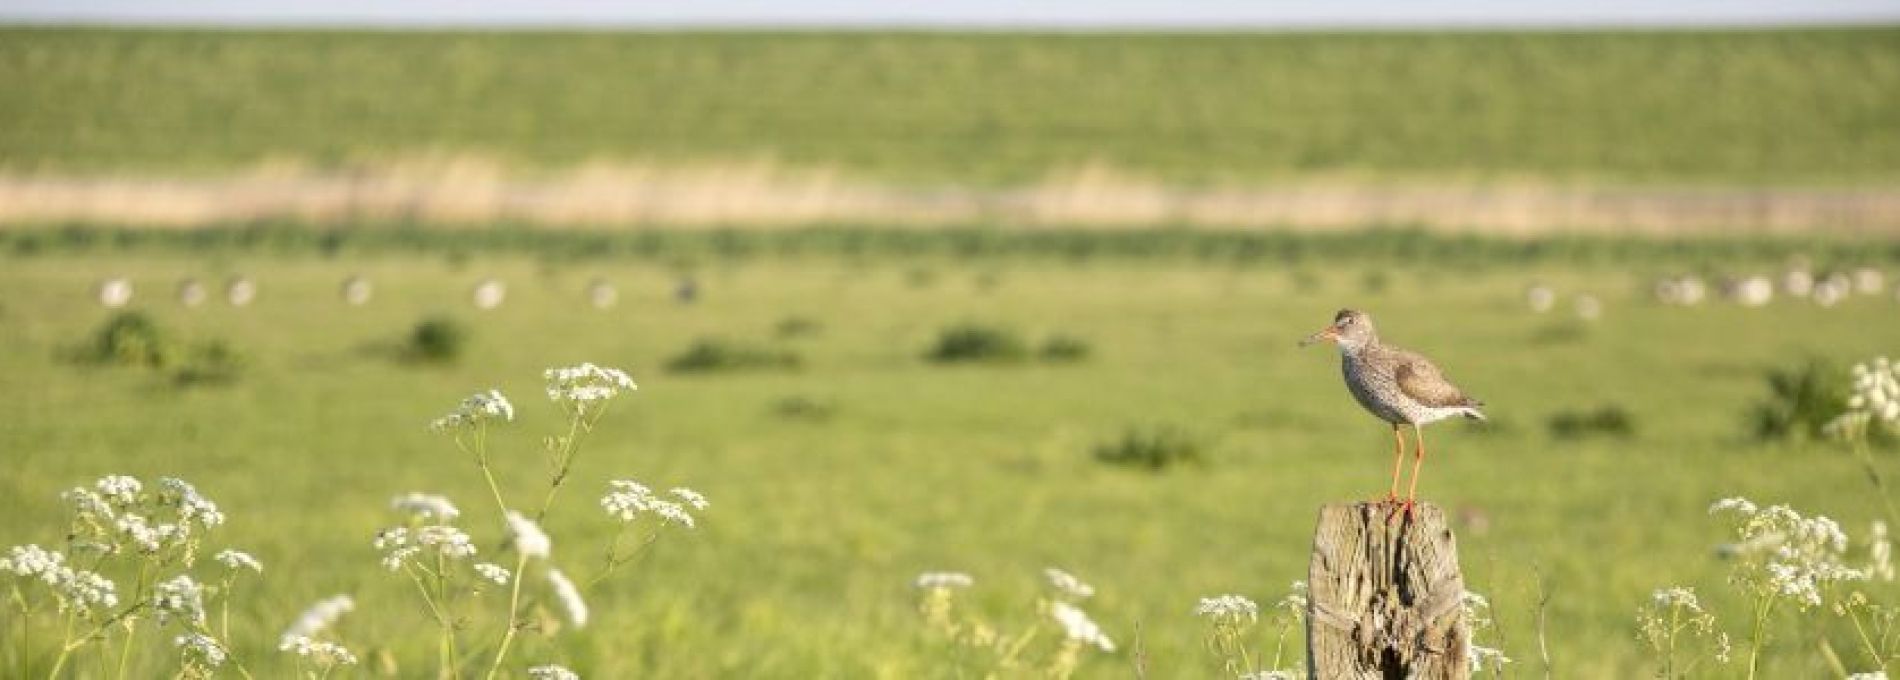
1093, 426, 1206, 472
1748, 359, 1850, 441
1547, 405, 1636, 440
774, 316, 824, 339
174, 340, 245, 387
925, 324, 1028, 364
407, 316, 469, 364
1038, 334, 1092, 363
667, 337, 801, 373
87, 311, 172, 368
771, 395, 836, 422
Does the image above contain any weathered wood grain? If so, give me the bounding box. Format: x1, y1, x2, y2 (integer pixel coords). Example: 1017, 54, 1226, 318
1306, 502, 1469, 680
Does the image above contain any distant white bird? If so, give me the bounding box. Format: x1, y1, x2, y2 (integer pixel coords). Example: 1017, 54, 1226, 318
1525, 284, 1555, 313
472, 278, 506, 310
177, 279, 208, 307
341, 276, 373, 306
1574, 294, 1602, 321
226, 277, 256, 307
97, 278, 133, 308
587, 279, 618, 309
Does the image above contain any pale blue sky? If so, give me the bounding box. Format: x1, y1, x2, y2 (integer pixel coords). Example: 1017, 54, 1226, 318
3, 0, 1898, 29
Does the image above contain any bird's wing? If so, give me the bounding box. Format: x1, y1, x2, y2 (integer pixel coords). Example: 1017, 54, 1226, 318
1392, 351, 1481, 409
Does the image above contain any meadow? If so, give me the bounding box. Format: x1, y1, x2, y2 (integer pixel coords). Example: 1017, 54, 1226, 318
1, 238, 1897, 677
3, 28, 1899, 183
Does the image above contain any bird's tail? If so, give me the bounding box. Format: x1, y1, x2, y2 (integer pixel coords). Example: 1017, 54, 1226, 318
1461, 408, 1487, 422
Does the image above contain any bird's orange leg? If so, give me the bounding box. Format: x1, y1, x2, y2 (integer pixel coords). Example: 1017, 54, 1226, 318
1403, 423, 1427, 518
1382, 425, 1406, 503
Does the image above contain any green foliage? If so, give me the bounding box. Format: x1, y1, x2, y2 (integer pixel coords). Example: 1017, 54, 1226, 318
1749, 359, 1849, 441
1547, 405, 1637, 440
1092, 426, 1206, 472
173, 340, 245, 387
4, 29, 1898, 182
925, 324, 1029, 364
406, 315, 470, 364
85, 310, 172, 368
773, 315, 823, 339
666, 337, 801, 373
1037, 334, 1092, 363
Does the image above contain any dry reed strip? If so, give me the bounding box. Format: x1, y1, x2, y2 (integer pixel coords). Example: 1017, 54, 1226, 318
1, 159, 1897, 234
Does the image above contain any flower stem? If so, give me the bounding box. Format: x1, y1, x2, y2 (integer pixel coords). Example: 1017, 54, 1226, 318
1745, 595, 1774, 680
483, 554, 531, 680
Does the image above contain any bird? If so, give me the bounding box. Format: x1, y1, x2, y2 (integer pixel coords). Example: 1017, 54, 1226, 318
1300, 309, 1485, 514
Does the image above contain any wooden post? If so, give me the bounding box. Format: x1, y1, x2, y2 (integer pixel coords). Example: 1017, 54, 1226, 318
1306, 502, 1470, 680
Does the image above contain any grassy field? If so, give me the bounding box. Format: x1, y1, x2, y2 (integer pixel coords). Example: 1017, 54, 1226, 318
1, 246, 1896, 677
3, 28, 1899, 183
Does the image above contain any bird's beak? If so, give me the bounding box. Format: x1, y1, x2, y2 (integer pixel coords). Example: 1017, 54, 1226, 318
1299, 326, 1339, 348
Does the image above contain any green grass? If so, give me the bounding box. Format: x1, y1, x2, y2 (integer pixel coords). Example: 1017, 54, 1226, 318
3, 28, 1899, 183
0, 249, 1896, 677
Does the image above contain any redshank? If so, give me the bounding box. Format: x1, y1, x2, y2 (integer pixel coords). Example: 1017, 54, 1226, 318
1300, 309, 1485, 512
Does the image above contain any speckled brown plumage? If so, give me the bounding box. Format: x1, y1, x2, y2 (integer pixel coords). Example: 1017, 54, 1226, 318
1301, 308, 1486, 506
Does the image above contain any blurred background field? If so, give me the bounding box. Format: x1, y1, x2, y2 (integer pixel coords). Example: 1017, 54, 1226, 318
1, 16, 1899, 680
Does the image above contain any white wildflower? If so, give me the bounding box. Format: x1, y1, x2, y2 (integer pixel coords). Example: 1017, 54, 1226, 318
375, 525, 476, 571
529, 665, 581, 680
390, 493, 461, 521
1468, 643, 1511, 672
158, 478, 224, 530
1044, 567, 1096, 599
174, 632, 227, 669
1, 544, 66, 581
281, 595, 354, 641
1710, 498, 1866, 608
505, 511, 551, 559
1845, 673, 1887, 680
670, 487, 710, 511
547, 568, 588, 628
474, 562, 512, 585
95, 475, 143, 506
115, 514, 181, 553
215, 549, 263, 573
1277, 581, 1309, 618
544, 362, 638, 413
60, 568, 120, 615
601, 480, 699, 528
1195, 594, 1259, 624
279, 635, 358, 666
430, 389, 515, 432
1651, 586, 1702, 612
62, 487, 117, 526
914, 572, 974, 590
1239, 672, 1297, 680
153, 575, 206, 626
1050, 601, 1115, 652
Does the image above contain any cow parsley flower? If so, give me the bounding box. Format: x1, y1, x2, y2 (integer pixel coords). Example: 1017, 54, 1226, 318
474, 562, 512, 585
158, 477, 224, 530
528, 665, 581, 680
1044, 568, 1096, 600
153, 575, 206, 626
1050, 601, 1115, 652
914, 572, 974, 590
95, 475, 143, 506
282, 595, 354, 642
279, 635, 358, 667
375, 525, 476, 571
601, 480, 699, 528
670, 487, 710, 511
1, 544, 65, 581
390, 493, 461, 521
174, 632, 227, 669
215, 549, 263, 573
1710, 498, 1865, 608
544, 363, 638, 414
430, 389, 515, 432
546, 568, 588, 628
505, 511, 551, 559
1195, 594, 1259, 624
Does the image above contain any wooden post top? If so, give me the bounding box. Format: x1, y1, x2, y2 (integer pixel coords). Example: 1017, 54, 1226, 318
1306, 502, 1470, 680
